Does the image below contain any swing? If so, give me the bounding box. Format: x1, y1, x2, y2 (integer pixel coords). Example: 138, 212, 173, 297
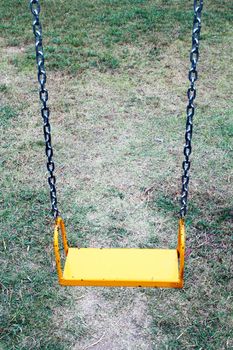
29, 0, 203, 288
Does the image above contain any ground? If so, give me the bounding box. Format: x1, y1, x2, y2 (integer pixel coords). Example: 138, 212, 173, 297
0, 1, 233, 349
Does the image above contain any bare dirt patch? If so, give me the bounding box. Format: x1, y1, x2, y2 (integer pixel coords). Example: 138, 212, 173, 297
70, 289, 153, 350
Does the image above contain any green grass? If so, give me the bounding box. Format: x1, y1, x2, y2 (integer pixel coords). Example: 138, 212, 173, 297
1, 0, 232, 72
0, 105, 18, 127
1, 0, 233, 349
0, 187, 76, 349
0, 83, 10, 93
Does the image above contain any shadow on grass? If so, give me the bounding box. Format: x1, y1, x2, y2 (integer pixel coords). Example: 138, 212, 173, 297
143, 187, 232, 349
0, 186, 87, 349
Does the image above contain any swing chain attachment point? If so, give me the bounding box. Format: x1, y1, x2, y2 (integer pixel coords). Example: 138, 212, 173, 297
30, 0, 59, 219
180, 0, 203, 218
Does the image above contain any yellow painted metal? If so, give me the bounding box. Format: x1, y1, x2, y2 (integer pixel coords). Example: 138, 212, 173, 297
54, 217, 185, 288
63, 248, 180, 287
177, 218, 185, 285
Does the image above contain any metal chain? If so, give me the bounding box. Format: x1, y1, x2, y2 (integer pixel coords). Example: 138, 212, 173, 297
180, 0, 204, 218
29, 0, 203, 219
29, 0, 59, 219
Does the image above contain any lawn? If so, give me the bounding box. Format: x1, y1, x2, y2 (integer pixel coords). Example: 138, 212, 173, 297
0, 0, 232, 349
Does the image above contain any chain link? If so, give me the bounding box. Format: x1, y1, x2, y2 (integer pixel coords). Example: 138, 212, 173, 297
180, 0, 204, 218
29, 0, 203, 219
30, 0, 59, 219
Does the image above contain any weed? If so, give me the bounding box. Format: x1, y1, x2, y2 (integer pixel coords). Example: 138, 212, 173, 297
0, 84, 9, 93
0, 105, 17, 127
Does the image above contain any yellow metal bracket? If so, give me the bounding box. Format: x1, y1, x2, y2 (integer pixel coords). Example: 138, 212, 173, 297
54, 217, 185, 288
54, 216, 69, 285
177, 218, 185, 288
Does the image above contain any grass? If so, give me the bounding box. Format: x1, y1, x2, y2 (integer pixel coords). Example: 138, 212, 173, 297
0, 83, 9, 93
0, 106, 18, 127
1, 0, 232, 72
1, 0, 233, 349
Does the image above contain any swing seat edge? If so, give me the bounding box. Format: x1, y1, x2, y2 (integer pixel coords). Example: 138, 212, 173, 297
54, 217, 185, 288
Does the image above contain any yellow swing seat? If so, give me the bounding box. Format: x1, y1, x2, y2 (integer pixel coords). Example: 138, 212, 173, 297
54, 217, 185, 288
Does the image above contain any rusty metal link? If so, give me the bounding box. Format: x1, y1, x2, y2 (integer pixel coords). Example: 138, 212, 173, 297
180, 0, 203, 218
30, 0, 59, 219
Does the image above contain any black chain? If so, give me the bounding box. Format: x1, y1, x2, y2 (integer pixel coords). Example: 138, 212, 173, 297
180, 0, 203, 218
30, 0, 59, 219
29, 0, 202, 219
